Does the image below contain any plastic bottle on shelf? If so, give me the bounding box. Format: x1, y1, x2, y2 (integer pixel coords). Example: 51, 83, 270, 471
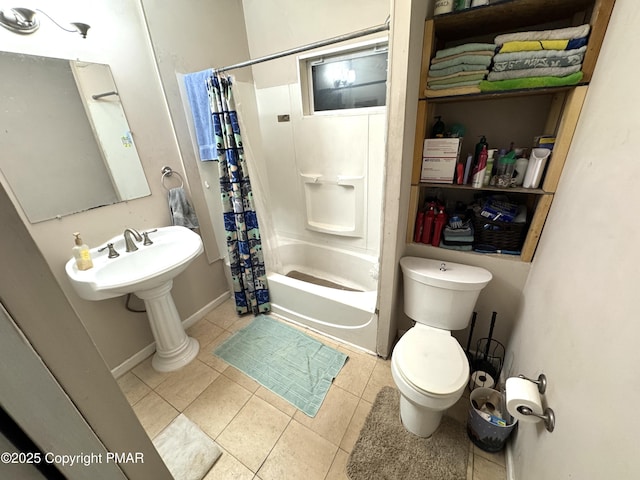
414, 210, 425, 243
495, 150, 517, 187
431, 116, 445, 138
513, 156, 529, 186
523, 148, 552, 188
474, 135, 488, 166
421, 205, 436, 244
472, 145, 488, 188
463, 153, 474, 184
483, 149, 497, 186
431, 208, 447, 247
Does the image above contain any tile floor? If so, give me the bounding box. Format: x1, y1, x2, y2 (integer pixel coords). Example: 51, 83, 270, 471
118, 299, 507, 480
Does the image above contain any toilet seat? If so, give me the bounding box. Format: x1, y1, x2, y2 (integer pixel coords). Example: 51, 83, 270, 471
395, 327, 469, 396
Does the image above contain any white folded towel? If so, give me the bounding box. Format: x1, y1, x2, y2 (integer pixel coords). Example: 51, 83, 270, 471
494, 24, 591, 46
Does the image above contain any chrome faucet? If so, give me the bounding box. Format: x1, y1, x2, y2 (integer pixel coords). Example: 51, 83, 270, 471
123, 228, 142, 252
98, 243, 119, 258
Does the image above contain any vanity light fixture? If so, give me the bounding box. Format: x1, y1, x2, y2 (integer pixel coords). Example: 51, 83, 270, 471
0, 7, 90, 38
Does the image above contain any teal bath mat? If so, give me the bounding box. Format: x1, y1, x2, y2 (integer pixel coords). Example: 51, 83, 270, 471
213, 315, 348, 417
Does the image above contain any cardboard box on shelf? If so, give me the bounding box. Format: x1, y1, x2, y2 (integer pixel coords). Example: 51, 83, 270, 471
534, 135, 556, 150
421, 138, 463, 183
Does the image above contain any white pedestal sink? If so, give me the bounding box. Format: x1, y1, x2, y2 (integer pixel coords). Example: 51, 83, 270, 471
65, 226, 203, 372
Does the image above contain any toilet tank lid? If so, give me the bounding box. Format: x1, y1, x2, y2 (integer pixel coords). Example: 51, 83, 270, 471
400, 257, 492, 291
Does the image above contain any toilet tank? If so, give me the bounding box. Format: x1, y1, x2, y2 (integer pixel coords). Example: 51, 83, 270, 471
400, 257, 492, 330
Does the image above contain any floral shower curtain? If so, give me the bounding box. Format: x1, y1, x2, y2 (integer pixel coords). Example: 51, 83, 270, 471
208, 72, 270, 315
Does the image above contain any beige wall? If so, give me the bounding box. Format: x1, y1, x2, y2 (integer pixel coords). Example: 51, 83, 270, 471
506, 1, 638, 477
0, 183, 172, 479
242, 0, 390, 89
0, 0, 229, 370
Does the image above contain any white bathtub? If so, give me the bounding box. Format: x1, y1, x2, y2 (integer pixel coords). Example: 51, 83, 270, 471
267, 240, 379, 353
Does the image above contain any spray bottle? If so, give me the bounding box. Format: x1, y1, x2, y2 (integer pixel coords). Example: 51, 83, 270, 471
431, 208, 448, 247
474, 135, 488, 165
421, 203, 436, 244
414, 210, 425, 243
472, 145, 488, 188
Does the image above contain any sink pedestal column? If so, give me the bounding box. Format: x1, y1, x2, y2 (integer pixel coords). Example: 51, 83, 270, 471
135, 280, 199, 372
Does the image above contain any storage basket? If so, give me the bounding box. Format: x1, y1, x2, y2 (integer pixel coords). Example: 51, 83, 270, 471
472, 212, 527, 251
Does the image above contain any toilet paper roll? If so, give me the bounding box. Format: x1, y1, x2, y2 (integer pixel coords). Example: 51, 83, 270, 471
506, 377, 544, 423
469, 370, 495, 391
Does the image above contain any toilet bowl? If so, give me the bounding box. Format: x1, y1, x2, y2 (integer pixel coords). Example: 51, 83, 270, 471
392, 257, 492, 437
391, 324, 469, 437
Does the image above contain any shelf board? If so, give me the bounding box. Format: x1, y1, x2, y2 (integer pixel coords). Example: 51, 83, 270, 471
416, 182, 550, 195
420, 84, 587, 103
432, 0, 594, 41
409, 241, 527, 262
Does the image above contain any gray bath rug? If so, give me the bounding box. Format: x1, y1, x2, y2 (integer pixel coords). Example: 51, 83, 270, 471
153, 414, 222, 480
347, 387, 468, 480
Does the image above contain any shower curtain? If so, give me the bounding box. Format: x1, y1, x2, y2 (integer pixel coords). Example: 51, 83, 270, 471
208, 72, 270, 315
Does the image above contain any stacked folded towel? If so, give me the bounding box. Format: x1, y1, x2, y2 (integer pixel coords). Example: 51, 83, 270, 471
440, 218, 474, 251
426, 43, 495, 97
480, 24, 590, 92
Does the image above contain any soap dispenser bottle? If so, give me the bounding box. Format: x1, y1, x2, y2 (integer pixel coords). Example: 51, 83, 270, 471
72, 232, 93, 271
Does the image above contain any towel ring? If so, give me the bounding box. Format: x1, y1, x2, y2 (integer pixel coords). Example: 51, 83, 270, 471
161, 166, 184, 190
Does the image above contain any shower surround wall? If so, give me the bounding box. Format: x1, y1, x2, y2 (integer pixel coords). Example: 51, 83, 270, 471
244, 0, 389, 260
255, 86, 385, 256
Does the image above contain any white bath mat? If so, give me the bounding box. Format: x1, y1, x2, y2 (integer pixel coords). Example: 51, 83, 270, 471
153, 414, 221, 480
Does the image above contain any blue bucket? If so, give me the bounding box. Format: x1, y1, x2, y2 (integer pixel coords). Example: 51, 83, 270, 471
467, 387, 517, 452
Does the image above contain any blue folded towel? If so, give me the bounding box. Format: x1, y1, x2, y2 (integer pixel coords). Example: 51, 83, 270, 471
183, 69, 217, 161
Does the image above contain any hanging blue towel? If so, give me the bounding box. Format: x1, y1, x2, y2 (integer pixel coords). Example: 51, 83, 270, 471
183, 69, 217, 161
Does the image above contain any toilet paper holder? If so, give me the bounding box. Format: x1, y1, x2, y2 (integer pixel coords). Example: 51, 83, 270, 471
515, 373, 555, 432
516, 405, 555, 432
518, 373, 547, 394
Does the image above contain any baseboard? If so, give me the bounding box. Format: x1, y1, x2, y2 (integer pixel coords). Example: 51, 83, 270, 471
181, 290, 231, 330
111, 291, 231, 378
111, 344, 157, 379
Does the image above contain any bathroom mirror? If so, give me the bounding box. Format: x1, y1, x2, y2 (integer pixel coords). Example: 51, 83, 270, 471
0, 51, 151, 223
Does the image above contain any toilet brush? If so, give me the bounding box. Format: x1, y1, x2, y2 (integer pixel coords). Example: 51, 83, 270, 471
473, 312, 498, 378
465, 312, 477, 364
484, 312, 497, 361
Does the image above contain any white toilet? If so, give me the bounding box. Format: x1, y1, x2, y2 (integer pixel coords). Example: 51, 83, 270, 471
391, 257, 492, 437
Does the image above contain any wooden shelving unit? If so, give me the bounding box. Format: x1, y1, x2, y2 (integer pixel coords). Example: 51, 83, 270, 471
407, 0, 615, 262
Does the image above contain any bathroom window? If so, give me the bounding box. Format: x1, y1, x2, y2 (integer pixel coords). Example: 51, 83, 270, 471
302, 40, 388, 114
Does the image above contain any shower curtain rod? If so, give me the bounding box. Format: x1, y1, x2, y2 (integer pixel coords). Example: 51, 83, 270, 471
217, 16, 390, 73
